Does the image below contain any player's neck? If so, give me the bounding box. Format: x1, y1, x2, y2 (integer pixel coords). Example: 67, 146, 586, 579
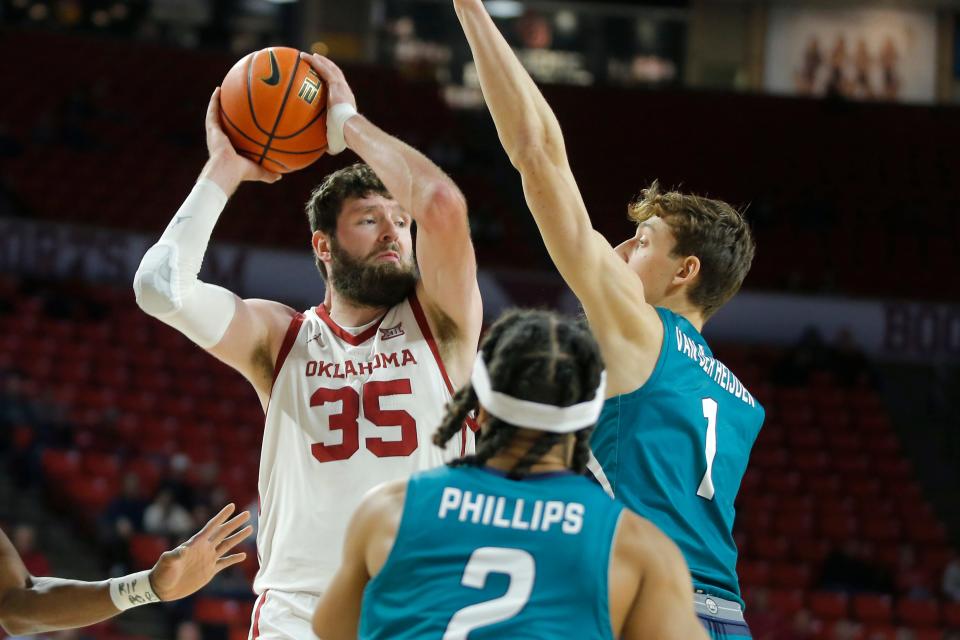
484, 436, 572, 475
660, 292, 705, 332
324, 289, 388, 328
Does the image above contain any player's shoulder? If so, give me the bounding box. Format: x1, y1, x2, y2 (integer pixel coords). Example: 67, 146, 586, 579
353, 479, 409, 531
616, 509, 687, 571
244, 298, 300, 331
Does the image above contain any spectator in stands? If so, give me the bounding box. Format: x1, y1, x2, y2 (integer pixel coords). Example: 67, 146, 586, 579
100, 473, 148, 574
102, 474, 147, 534
943, 554, 960, 601
0, 124, 22, 158
175, 620, 202, 640
159, 453, 197, 512
896, 544, 932, 599
144, 489, 193, 540
834, 620, 862, 640
818, 540, 893, 595
774, 327, 829, 386
784, 609, 817, 639
830, 328, 872, 388
744, 587, 787, 639
12, 525, 50, 577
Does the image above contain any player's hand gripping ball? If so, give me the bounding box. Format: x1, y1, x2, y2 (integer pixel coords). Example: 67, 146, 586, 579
218, 46, 329, 173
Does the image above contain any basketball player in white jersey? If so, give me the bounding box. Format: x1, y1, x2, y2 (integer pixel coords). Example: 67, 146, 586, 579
133, 53, 482, 639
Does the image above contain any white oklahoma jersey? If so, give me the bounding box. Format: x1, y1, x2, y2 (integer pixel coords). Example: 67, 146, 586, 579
249, 293, 474, 636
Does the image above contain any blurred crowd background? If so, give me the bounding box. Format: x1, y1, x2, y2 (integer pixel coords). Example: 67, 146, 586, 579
1, 0, 959, 638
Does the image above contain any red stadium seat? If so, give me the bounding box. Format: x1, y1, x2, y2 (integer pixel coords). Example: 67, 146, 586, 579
851, 594, 892, 624
793, 538, 830, 564
739, 510, 773, 533
41, 449, 81, 480
82, 452, 122, 482
809, 592, 849, 621
787, 429, 822, 449
906, 520, 947, 545
229, 626, 252, 640
794, 451, 830, 473
819, 515, 858, 542
859, 625, 895, 640
825, 430, 860, 451
848, 478, 882, 500
807, 474, 842, 497
911, 629, 944, 640
863, 434, 900, 456
769, 564, 811, 590
919, 548, 953, 575
738, 561, 770, 587
66, 476, 117, 515
752, 447, 788, 469
767, 472, 802, 494
129, 535, 168, 571
943, 600, 960, 627
895, 598, 939, 628
816, 620, 866, 640
753, 536, 789, 561
775, 512, 815, 537
861, 518, 901, 544
767, 588, 805, 617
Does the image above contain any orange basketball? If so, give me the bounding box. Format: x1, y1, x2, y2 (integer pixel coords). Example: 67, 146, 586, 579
219, 46, 328, 174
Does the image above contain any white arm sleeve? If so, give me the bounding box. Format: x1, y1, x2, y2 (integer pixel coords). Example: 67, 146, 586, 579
133, 178, 237, 349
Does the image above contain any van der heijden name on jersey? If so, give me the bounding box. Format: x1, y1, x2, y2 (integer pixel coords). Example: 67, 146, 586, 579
675, 327, 757, 408
304, 349, 418, 379
438, 486, 585, 535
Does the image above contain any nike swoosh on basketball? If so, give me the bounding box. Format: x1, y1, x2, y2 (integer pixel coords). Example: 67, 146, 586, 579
261, 50, 281, 86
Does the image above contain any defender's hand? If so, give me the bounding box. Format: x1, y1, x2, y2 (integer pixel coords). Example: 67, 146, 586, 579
149, 503, 252, 602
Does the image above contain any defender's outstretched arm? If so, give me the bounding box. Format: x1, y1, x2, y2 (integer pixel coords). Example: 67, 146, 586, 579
0, 505, 250, 635
453, 0, 661, 395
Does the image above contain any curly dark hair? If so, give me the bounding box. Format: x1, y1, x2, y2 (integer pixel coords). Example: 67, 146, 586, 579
433, 309, 604, 479
304, 162, 391, 280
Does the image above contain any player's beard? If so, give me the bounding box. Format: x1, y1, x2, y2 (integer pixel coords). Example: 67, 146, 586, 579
328, 240, 419, 309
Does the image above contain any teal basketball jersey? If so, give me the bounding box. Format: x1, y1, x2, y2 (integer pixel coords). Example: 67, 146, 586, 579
591, 307, 764, 606
359, 465, 624, 639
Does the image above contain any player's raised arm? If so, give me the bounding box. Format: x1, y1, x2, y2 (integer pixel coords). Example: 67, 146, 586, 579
133, 88, 296, 407
0, 505, 251, 635
300, 53, 482, 380
452, 0, 661, 395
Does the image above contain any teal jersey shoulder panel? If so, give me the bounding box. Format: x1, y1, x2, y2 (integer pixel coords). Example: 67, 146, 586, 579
360, 466, 624, 639
591, 308, 765, 606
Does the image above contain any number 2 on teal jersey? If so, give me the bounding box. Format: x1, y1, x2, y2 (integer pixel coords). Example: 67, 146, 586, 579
443, 547, 535, 639
697, 398, 718, 500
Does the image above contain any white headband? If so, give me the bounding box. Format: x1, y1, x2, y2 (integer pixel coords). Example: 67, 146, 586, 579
470, 353, 607, 433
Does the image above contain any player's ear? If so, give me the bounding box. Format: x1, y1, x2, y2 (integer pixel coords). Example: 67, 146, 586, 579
476, 407, 490, 434
673, 255, 700, 287
313, 230, 332, 266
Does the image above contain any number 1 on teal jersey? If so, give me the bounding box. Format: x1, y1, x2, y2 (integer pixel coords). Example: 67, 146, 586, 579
697, 398, 718, 500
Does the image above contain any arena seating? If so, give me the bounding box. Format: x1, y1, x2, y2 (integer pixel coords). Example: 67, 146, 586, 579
0, 274, 956, 638
722, 349, 956, 637
1, 29, 959, 300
